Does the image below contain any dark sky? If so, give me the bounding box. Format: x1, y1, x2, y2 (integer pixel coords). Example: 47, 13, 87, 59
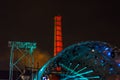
0, 0, 120, 70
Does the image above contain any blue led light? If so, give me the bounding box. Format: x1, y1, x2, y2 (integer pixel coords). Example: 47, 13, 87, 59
109, 67, 113, 71
118, 64, 120, 67
107, 52, 111, 56
105, 47, 109, 50
100, 60, 104, 63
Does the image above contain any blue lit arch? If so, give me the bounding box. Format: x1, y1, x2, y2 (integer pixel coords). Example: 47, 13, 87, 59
35, 41, 120, 80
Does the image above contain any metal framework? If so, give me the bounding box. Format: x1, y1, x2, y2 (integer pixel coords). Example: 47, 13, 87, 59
8, 41, 36, 80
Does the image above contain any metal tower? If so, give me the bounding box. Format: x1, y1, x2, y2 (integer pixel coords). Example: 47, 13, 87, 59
54, 15, 63, 56
8, 41, 36, 80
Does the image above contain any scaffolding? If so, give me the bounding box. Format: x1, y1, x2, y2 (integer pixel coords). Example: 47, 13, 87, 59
8, 41, 36, 80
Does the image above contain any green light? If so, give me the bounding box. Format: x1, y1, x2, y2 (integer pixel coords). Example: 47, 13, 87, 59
87, 76, 100, 79
59, 63, 100, 79
8, 41, 36, 49
77, 67, 87, 73
8, 41, 36, 54
70, 64, 80, 74
66, 63, 72, 75
76, 70, 93, 76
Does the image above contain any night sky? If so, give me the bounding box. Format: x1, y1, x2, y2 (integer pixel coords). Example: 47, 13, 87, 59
0, 0, 120, 70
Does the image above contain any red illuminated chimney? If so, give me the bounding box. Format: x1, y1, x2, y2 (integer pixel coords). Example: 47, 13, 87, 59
54, 15, 63, 56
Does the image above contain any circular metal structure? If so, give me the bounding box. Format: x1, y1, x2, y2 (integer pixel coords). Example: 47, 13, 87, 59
35, 41, 120, 80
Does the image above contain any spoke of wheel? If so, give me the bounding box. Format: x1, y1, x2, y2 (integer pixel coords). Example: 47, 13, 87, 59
70, 64, 80, 74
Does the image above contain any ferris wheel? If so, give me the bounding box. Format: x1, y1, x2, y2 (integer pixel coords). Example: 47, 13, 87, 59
35, 41, 120, 80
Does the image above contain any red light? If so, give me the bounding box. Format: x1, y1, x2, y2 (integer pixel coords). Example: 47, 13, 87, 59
56, 47, 62, 52
56, 36, 62, 41
56, 42, 62, 47
56, 31, 61, 36
56, 67, 61, 71
54, 15, 63, 57
55, 16, 61, 21
56, 26, 61, 31
56, 21, 61, 26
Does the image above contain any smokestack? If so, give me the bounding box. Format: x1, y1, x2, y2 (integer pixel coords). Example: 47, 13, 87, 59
54, 15, 63, 56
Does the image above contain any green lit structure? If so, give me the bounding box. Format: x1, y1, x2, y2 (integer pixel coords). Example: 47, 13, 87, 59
34, 41, 120, 80
8, 41, 36, 80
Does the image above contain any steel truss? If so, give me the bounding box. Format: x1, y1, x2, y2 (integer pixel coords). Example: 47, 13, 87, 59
8, 41, 36, 80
